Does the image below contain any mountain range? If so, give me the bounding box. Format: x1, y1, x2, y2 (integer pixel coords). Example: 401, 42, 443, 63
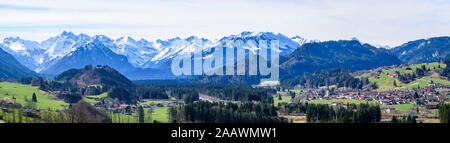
0, 31, 306, 77
280, 40, 402, 77
391, 36, 450, 64
0, 31, 448, 81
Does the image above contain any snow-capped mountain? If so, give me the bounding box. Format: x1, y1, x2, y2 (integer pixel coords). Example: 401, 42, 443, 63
112, 36, 160, 67
39, 40, 134, 75
34, 31, 93, 73
1, 31, 448, 81
218, 31, 302, 55
0, 37, 43, 70
375, 44, 392, 49
291, 35, 310, 46
0, 31, 94, 72
40, 31, 91, 62
0, 31, 305, 77
143, 36, 214, 69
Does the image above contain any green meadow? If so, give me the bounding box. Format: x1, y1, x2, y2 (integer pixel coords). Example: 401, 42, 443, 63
0, 82, 68, 110
85, 92, 108, 98
273, 94, 292, 106
149, 107, 169, 122
382, 104, 418, 110
356, 62, 448, 91
110, 106, 169, 123
308, 99, 377, 105
394, 77, 450, 90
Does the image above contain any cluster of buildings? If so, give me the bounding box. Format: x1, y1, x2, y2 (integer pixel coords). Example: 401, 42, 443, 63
301, 83, 449, 109
92, 99, 180, 114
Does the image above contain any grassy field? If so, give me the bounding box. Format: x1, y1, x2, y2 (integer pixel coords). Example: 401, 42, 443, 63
273, 94, 292, 105
356, 71, 400, 91
394, 77, 450, 90
85, 92, 108, 98
141, 100, 175, 105
82, 97, 99, 104
84, 92, 109, 104
409, 62, 446, 71
149, 107, 169, 122
380, 63, 445, 75
0, 82, 68, 110
289, 89, 306, 93
307, 99, 377, 104
110, 106, 169, 123
382, 104, 418, 110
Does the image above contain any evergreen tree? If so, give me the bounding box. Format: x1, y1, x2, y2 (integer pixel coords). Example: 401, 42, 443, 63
138, 106, 145, 123
391, 116, 398, 123
32, 92, 37, 102
439, 103, 450, 123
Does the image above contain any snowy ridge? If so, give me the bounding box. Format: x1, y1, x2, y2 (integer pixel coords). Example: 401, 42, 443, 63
0, 31, 306, 73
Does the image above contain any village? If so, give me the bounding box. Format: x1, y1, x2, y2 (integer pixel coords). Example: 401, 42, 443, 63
299, 83, 447, 107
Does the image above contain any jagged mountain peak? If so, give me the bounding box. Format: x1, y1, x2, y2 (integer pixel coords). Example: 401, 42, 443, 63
39, 41, 134, 75
81, 40, 107, 49
219, 31, 301, 55
224, 31, 279, 39
2, 36, 41, 51
116, 36, 138, 44
137, 38, 149, 43
291, 35, 310, 46
291, 35, 303, 39
92, 34, 112, 41
55, 31, 90, 41
3, 36, 25, 43
60, 30, 75, 37
156, 37, 182, 44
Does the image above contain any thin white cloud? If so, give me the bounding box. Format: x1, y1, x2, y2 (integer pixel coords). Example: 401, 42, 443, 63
0, 0, 448, 46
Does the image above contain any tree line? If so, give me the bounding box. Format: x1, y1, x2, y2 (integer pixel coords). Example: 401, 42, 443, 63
439, 103, 450, 123
306, 103, 381, 123
169, 101, 287, 123
135, 80, 276, 103
281, 68, 371, 89
442, 59, 450, 78
278, 102, 381, 123
171, 88, 199, 104
390, 115, 416, 123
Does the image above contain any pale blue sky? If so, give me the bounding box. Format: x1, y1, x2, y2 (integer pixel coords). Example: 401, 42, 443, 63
0, 0, 449, 46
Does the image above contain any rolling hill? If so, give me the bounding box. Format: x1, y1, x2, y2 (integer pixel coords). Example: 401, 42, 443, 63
56, 64, 135, 88
355, 62, 449, 91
